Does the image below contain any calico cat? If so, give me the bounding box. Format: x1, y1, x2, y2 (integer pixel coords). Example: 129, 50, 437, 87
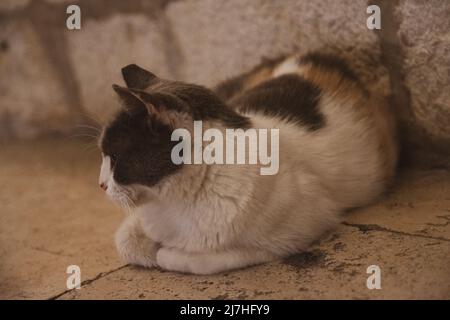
98, 52, 398, 275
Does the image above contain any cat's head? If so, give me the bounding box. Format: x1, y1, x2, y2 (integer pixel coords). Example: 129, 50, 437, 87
98, 64, 249, 206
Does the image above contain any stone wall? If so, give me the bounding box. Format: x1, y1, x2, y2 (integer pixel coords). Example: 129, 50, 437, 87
0, 0, 449, 166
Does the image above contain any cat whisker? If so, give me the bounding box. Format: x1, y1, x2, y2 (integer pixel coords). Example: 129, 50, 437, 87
69, 133, 99, 140
120, 196, 133, 215
119, 186, 137, 208
74, 124, 102, 133
122, 192, 136, 209
74, 112, 105, 128
81, 141, 99, 155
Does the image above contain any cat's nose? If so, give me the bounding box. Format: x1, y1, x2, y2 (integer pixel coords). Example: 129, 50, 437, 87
100, 183, 108, 191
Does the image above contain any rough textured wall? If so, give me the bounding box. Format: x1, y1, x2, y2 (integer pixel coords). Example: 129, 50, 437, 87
0, 0, 449, 166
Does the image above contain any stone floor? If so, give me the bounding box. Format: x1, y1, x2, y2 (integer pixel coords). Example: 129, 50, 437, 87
0, 138, 449, 300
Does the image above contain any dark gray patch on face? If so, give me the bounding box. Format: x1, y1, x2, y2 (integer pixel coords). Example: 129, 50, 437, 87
100, 109, 182, 187
284, 249, 327, 269
231, 74, 325, 131
299, 52, 359, 82
101, 64, 252, 187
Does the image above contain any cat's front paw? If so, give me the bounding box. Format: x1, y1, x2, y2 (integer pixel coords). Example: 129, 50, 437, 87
115, 216, 159, 268
116, 235, 159, 268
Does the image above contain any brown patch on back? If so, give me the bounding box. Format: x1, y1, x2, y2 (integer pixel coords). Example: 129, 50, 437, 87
299, 53, 359, 82
241, 66, 274, 92
298, 64, 365, 102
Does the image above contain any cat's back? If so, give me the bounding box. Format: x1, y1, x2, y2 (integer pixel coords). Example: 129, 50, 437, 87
218, 52, 369, 129
215, 52, 398, 208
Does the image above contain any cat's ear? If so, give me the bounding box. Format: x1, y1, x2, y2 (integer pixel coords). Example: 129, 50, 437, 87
112, 84, 149, 114
121, 64, 157, 89
127, 89, 189, 128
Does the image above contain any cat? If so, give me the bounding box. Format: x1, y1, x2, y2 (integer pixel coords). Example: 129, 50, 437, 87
98, 52, 398, 275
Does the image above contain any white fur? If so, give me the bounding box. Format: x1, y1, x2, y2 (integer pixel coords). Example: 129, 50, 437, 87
99, 154, 111, 186
103, 57, 396, 275
272, 55, 301, 77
